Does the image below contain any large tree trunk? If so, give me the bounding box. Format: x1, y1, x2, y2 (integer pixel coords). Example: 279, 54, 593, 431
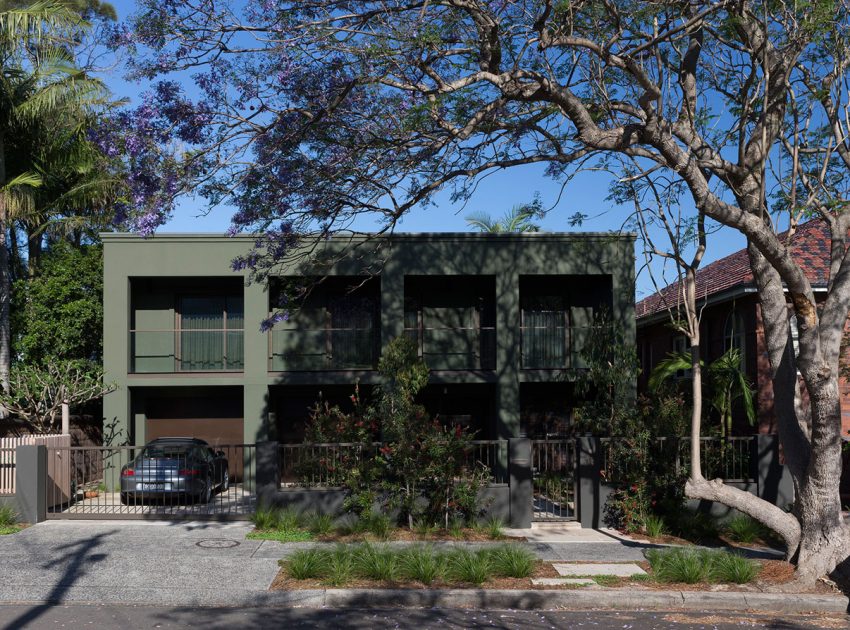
0, 133, 9, 396
746, 243, 849, 583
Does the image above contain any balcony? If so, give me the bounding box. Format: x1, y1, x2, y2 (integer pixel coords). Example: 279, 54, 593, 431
404, 326, 496, 370
269, 327, 377, 371
520, 322, 592, 369
130, 329, 244, 373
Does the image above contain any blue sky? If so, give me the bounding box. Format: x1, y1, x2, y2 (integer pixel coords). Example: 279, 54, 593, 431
104, 0, 748, 301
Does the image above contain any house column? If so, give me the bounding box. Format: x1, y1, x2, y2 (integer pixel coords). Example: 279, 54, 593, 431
496, 271, 521, 438
243, 280, 271, 442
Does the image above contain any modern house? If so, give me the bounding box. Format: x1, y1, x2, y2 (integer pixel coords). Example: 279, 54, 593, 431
635, 219, 850, 439
102, 232, 635, 448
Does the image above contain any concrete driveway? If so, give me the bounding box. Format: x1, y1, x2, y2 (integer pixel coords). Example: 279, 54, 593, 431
0, 520, 283, 607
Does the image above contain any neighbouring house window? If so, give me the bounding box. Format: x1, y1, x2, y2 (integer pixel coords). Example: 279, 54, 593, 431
724, 311, 746, 368
328, 294, 377, 368
672, 335, 691, 378
178, 295, 244, 371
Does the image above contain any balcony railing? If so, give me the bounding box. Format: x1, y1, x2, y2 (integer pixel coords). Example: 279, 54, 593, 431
269, 327, 377, 371
520, 324, 599, 369
130, 329, 244, 373
403, 326, 496, 370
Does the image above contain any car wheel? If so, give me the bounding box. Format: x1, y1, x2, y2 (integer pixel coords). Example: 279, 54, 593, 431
201, 477, 212, 504
221, 468, 230, 492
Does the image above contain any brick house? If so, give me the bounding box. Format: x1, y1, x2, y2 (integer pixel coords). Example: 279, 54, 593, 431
635, 219, 850, 438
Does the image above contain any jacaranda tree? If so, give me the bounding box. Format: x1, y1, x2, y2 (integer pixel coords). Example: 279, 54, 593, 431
114, 1, 850, 585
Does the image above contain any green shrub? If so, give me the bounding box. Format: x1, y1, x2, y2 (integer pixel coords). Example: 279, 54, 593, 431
325, 546, 354, 586
647, 548, 760, 585
710, 551, 760, 584
487, 544, 536, 578
486, 516, 504, 539
251, 506, 282, 530
398, 545, 444, 585
0, 505, 18, 528
364, 512, 392, 540
673, 511, 720, 542
725, 515, 764, 544
643, 515, 666, 538
414, 520, 438, 537
277, 508, 302, 531
305, 512, 335, 536
448, 519, 464, 539
646, 548, 708, 584
353, 543, 398, 582
287, 548, 330, 580
446, 549, 491, 585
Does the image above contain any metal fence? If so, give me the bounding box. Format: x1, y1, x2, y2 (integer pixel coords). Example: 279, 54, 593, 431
531, 440, 576, 520
44, 444, 257, 519
279, 439, 509, 487
601, 436, 756, 484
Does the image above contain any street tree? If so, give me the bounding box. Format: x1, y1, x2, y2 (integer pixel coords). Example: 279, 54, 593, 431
117, 1, 850, 584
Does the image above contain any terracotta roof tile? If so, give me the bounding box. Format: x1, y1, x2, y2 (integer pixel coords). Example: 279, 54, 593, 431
636, 220, 841, 319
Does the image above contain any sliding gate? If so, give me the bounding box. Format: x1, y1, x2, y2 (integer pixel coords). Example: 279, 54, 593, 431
44, 445, 257, 519
531, 439, 576, 521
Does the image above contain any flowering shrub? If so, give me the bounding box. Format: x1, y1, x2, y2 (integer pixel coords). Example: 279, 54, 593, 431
302, 337, 490, 528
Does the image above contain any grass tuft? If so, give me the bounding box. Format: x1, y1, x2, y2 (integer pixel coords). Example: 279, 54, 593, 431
398, 545, 444, 585
247, 529, 314, 542
286, 548, 330, 580
486, 544, 536, 578
646, 548, 708, 584
0, 505, 18, 528
710, 551, 760, 584
448, 519, 465, 539
414, 520, 438, 537
647, 547, 760, 585
305, 512, 335, 536
725, 515, 764, 544
353, 543, 398, 582
643, 515, 666, 538
325, 545, 354, 586
485, 516, 504, 539
445, 549, 491, 585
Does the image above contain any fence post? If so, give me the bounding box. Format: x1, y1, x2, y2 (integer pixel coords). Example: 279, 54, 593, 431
508, 437, 532, 528
15, 445, 47, 524
757, 434, 794, 508
255, 441, 279, 507
578, 436, 603, 528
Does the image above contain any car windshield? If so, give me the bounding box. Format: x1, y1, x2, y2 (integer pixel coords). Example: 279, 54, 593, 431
140, 444, 193, 459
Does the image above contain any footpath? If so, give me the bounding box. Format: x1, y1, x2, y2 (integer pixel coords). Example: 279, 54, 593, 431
0, 520, 846, 614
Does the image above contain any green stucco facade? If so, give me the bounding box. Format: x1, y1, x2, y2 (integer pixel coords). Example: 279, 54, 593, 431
102, 232, 635, 445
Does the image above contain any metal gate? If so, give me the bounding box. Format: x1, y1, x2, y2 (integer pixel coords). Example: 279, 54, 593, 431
531, 439, 576, 521
44, 444, 257, 520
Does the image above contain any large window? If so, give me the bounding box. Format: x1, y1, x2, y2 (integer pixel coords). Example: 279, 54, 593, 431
178, 295, 244, 371
723, 311, 746, 369
521, 296, 568, 369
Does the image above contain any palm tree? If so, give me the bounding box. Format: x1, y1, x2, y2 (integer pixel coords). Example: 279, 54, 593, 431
648, 347, 756, 439
0, 1, 109, 393
465, 201, 543, 233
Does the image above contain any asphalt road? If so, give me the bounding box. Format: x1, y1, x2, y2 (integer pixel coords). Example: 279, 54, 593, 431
0, 605, 846, 630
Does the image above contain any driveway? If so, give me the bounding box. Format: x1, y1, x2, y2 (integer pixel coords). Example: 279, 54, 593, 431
0, 521, 283, 606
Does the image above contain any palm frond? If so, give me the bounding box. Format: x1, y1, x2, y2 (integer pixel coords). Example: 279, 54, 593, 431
647, 351, 697, 390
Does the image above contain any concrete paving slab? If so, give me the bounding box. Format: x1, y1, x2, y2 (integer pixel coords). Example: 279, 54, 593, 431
530, 578, 596, 586
553, 563, 647, 577
504, 527, 617, 543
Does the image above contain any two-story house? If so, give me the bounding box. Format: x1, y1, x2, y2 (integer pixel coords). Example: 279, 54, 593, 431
102, 232, 635, 447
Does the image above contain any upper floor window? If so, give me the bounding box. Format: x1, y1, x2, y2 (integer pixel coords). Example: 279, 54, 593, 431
178, 295, 244, 371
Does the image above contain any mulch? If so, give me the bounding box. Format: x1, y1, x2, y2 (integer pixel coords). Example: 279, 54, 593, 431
270, 558, 840, 594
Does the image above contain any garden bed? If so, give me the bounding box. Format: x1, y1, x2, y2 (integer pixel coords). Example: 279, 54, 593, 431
270, 544, 836, 595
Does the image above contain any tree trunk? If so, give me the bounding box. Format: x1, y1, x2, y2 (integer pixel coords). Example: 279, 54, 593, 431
792, 379, 849, 583
26, 223, 41, 279
0, 133, 10, 396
